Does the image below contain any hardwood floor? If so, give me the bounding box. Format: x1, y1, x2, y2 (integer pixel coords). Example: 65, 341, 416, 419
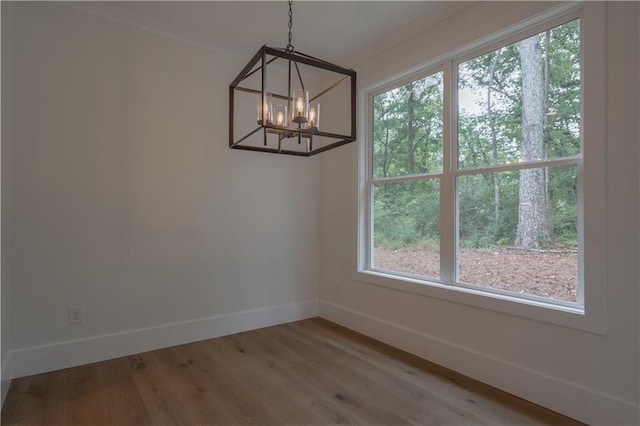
1, 318, 582, 425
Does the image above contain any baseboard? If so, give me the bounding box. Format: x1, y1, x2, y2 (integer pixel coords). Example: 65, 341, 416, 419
9, 299, 318, 380
319, 301, 639, 426
1, 354, 11, 408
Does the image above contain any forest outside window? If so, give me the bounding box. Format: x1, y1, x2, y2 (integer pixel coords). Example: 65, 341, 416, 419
363, 17, 583, 309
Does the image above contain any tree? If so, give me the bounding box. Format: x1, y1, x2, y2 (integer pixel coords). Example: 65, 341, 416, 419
487, 49, 503, 227
371, 20, 580, 251
405, 81, 416, 173
515, 35, 552, 248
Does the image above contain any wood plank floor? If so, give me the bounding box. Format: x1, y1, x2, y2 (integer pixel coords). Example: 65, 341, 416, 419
1, 318, 582, 425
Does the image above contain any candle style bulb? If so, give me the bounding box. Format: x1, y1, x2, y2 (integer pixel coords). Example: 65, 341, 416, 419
263, 103, 270, 122
291, 89, 308, 124
277, 111, 284, 126
309, 108, 316, 127
307, 102, 319, 130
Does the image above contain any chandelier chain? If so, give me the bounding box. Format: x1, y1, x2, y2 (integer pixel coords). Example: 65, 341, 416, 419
286, 0, 294, 53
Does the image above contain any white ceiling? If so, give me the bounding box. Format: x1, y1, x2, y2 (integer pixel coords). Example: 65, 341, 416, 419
88, 1, 444, 65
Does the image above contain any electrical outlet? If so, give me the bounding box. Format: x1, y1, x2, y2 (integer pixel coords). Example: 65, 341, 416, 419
68, 305, 84, 325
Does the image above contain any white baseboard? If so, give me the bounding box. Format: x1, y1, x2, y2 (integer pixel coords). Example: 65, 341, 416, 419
319, 301, 639, 426
8, 299, 318, 380
1, 354, 11, 407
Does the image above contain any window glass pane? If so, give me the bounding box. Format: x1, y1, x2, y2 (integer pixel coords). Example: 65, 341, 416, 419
372, 180, 440, 279
458, 19, 581, 169
457, 164, 578, 303
373, 72, 443, 178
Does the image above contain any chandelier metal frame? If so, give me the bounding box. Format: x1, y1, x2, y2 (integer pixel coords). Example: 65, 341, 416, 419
228, 2, 356, 157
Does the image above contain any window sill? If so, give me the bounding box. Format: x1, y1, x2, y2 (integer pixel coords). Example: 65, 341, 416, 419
353, 268, 606, 334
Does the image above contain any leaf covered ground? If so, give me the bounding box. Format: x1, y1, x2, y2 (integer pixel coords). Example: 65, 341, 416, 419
373, 246, 578, 303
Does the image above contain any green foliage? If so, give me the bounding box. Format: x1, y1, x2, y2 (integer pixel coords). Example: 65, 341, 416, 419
373, 73, 444, 178
457, 171, 520, 248
372, 19, 581, 249
373, 180, 439, 248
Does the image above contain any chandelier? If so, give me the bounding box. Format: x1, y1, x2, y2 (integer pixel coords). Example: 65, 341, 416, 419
229, 1, 356, 156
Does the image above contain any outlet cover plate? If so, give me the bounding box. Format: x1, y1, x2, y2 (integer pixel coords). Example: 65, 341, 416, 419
68, 305, 84, 325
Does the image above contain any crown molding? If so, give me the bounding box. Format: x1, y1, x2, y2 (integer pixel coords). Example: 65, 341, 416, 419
346, 1, 475, 70
57, 1, 255, 61
57, 2, 332, 82
56, 1, 470, 82
58, 2, 472, 71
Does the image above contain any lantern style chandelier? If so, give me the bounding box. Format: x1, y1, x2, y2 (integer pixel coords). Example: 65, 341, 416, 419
229, 1, 356, 156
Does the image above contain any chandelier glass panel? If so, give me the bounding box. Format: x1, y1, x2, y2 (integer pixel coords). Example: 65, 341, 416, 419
229, 2, 356, 157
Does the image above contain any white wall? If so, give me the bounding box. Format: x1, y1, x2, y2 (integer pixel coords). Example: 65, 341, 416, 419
1, 1, 319, 383
2, 1, 638, 423
1, 1, 15, 401
319, 2, 639, 425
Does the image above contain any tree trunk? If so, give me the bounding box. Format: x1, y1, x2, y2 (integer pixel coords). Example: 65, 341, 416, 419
543, 30, 552, 230
487, 51, 501, 228
405, 82, 416, 173
383, 106, 390, 178
515, 35, 552, 249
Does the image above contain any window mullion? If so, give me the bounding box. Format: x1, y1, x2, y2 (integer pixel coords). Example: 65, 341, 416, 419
439, 59, 455, 283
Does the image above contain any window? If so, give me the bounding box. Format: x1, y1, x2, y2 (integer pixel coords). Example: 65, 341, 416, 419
358, 6, 606, 330
372, 71, 443, 279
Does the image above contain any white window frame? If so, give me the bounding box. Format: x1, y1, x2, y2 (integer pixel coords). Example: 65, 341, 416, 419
356, 3, 606, 334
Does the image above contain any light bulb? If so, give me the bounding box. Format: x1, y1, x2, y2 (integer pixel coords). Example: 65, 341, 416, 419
309, 108, 316, 127
263, 103, 270, 122
277, 111, 284, 126
291, 89, 308, 124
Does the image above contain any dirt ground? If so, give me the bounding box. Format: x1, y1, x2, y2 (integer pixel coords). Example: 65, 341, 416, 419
373, 246, 578, 303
